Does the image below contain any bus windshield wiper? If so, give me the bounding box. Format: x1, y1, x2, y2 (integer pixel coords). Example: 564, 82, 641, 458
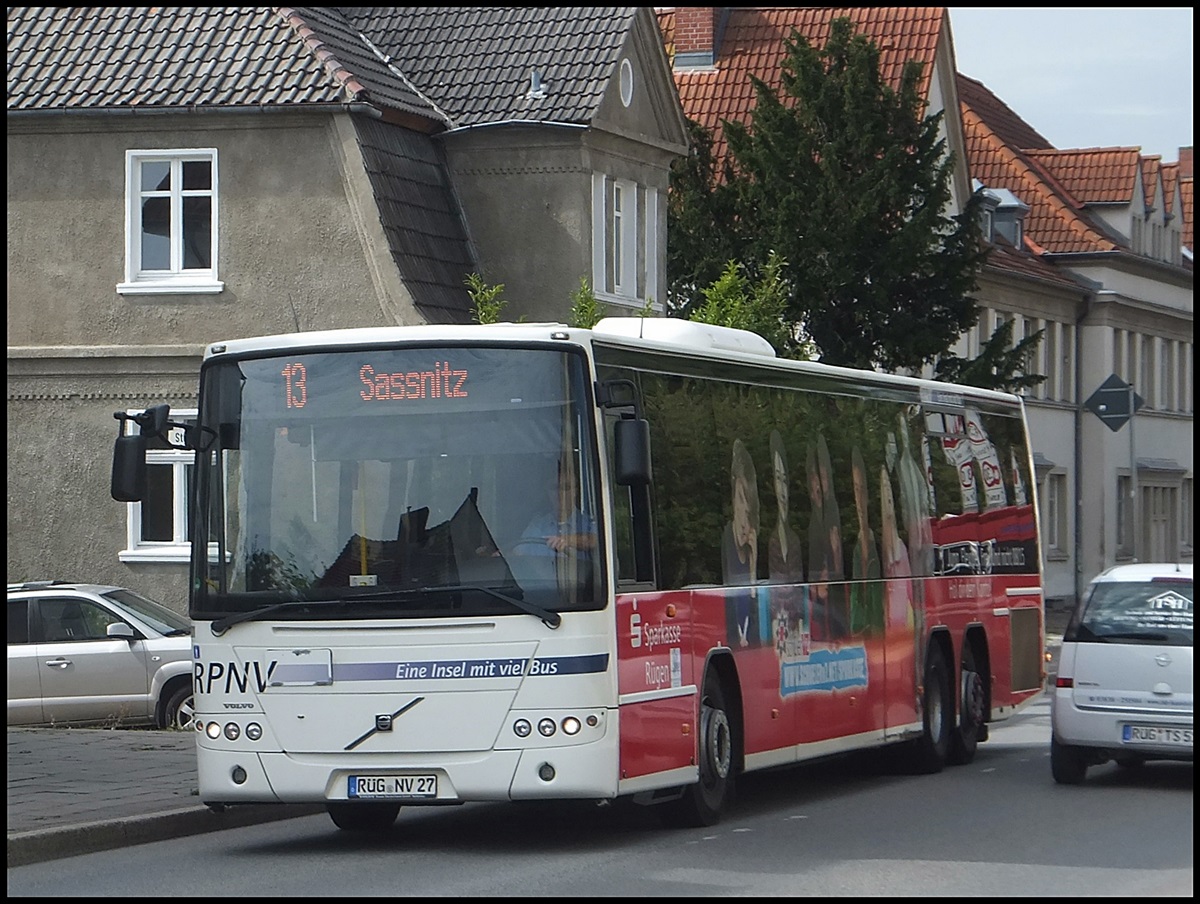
210, 599, 348, 636
342, 583, 561, 629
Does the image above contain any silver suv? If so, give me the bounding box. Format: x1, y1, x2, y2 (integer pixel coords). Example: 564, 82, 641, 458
7, 581, 195, 729
1050, 563, 1193, 784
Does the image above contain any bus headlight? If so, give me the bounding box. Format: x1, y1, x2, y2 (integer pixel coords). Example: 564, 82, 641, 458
561, 716, 581, 736
246, 722, 263, 741
537, 718, 556, 737
513, 719, 532, 738
206, 721, 222, 739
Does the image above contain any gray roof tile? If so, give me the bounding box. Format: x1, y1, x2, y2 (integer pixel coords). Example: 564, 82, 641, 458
6, 7, 441, 122
341, 7, 637, 128
8, 7, 638, 129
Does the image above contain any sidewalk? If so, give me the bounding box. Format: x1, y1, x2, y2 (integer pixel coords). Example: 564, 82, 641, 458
6, 727, 321, 868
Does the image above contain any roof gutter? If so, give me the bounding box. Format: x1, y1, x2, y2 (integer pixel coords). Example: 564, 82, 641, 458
6, 102, 384, 119
439, 120, 587, 135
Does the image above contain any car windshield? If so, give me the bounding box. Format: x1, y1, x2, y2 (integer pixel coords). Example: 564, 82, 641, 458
102, 588, 191, 635
1071, 579, 1193, 646
190, 344, 603, 623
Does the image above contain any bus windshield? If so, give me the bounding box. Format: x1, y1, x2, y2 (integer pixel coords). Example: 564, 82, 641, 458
190, 344, 603, 623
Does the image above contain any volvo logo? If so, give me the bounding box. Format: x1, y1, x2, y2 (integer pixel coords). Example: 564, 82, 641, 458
344, 697, 424, 751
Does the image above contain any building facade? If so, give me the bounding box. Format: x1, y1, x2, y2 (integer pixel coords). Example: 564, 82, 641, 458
6, 7, 689, 607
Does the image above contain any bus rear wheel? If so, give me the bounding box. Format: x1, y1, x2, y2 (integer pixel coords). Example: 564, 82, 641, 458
327, 801, 401, 832
661, 670, 734, 828
948, 642, 984, 765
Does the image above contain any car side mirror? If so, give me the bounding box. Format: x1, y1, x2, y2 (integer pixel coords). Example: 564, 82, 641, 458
106, 622, 136, 642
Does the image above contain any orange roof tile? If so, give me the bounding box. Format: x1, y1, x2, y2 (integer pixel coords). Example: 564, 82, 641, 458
955, 74, 1051, 152
960, 85, 1120, 254
1024, 148, 1143, 206
657, 7, 946, 172
1160, 161, 1177, 216
1181, 177, 1194, 252
984, 232, 1086, 289
1141, 155, 1162, 211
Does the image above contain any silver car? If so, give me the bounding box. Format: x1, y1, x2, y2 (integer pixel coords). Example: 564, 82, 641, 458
7, 581, 195, 729
1050, 563, 1193, 784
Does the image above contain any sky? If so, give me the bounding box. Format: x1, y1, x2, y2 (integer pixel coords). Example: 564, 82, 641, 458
947, 8, 1193, 163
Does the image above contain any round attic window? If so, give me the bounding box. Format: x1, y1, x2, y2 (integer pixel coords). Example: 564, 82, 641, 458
619, 59, 634, 107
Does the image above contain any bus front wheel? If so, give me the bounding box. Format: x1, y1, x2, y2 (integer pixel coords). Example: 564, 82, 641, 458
327, 801, 401, 832
905, 642, 952, 774
662, 670, 734, 828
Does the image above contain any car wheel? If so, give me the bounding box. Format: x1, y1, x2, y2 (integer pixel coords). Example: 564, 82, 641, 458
162, 683, 196, 731
948, 642, 984, 765
327, 801, 401, 832
1050, 734, 1089, 784
905, 642, 952, 774
661, 670, 735, 827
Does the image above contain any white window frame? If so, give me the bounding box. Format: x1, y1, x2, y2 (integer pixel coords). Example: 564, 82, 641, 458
118, 148, 223, 295
1042, 471, 1068, 559
118, 410, 196, 563
591, 173, 654, 310
1183, 477, 1194, 556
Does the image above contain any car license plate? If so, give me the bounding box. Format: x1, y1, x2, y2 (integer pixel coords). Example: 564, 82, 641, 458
1122, 724, 1193, 747
347, 774, 438, 799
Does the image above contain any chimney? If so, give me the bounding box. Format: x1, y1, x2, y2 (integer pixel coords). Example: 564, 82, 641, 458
1179, 146, 1193, 179
674, 7, 722, 69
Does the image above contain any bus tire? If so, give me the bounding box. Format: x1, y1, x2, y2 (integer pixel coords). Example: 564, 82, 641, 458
948, 642, 984, 765
905, 642, 951, 774
661, 670, 734, 828
327, 801, 401, 832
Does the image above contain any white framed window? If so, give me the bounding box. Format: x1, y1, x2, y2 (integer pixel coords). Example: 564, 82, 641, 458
1183, 477, 1194, 555
591, 173, 657, 310
1042, 471, 1068, 558
613, 180, 629, 293
118, 148, 223, 295
1160, 340, 1175, 411
1116, 475, 1133, 559
1061, 323, 1074, 403
118, 410, 197, 563
980, 208, 993, 242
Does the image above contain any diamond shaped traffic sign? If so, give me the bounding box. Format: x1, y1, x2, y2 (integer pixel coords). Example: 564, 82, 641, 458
1084, 374, 1144, 432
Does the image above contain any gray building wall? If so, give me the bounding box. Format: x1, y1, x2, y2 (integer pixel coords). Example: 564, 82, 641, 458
7, 111, 426, 607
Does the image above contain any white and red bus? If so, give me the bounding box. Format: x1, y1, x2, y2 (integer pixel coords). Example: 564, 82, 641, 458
112, 317, 1045, 830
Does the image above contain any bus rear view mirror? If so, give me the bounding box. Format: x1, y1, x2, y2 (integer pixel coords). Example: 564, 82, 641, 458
111, 432, 147, 502
614, 417, 651, 486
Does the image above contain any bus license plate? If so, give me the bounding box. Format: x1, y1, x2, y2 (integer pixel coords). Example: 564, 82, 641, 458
1122, 725, 1192, 747
348, 774, 438, 799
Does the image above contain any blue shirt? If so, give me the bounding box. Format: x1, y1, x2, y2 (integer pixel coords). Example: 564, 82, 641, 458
516, 510, 597, 557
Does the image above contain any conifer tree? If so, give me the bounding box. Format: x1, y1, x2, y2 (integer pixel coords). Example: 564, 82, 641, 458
669, 17, 990, 371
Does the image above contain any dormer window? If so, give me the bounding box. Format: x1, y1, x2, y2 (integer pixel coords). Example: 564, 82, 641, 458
975, 183, 1029, 250
981, 208, 994, 242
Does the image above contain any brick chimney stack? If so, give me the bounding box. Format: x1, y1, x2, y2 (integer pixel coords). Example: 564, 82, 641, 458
674, 7, 721, 68
1179, 146, 1192, 179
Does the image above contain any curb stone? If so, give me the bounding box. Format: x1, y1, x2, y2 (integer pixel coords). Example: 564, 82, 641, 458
7, 803, 325, 868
